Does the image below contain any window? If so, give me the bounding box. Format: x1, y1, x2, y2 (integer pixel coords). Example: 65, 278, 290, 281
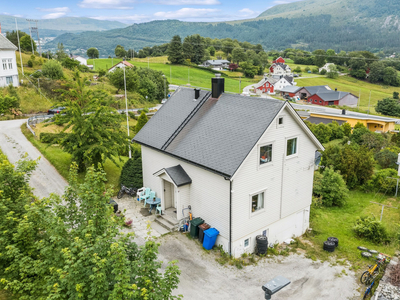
259, 144, 272, 164
314, 99, 317, 102
6, 77, 13, 85
286, 138, 297, 156
244, 238, 250, 248
2, 59, 7, 70
8, 59, 12, 70
251, 192, 264, 212
278, 117, 283, 125
319, 100, 322, 103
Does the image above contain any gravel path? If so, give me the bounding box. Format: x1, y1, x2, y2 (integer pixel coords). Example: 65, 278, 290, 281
0, 119, 68, 198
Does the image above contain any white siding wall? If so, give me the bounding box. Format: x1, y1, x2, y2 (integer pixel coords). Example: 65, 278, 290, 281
230, 106, 317, 257
339, 94, 358, 107
141, 146, 230, 250
0, 50, 19, 87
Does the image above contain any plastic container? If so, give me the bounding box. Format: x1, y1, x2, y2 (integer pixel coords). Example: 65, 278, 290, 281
203, 228, 219, 250
109, 199, 118, 214
198, 223, 211, 243
190, 217, 204, 238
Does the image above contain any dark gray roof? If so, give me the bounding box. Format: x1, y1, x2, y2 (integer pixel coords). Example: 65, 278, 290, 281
303, 85, 331, 95
280, 86, 302, 93
204, 60, 230, 65
0, 34, 17, 51
276, 62, 289, 70
284, 76, 294, 83
314, 91, 350, 101
159, 165, 192, 187
306, 116, 346, 125
134, 88, 285, 177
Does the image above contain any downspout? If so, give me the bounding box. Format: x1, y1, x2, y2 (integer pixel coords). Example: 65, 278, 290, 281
229, 179, 232, 256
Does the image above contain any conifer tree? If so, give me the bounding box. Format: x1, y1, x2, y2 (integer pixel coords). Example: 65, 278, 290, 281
167, 35, 184, 64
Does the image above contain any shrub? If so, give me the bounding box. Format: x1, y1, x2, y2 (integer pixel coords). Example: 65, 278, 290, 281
135, 111, 148, 133
119, 149, 143, 188
350, 126, 370, 145
363, 168, 398, 194
342, 123, 352, 137
313, 167, 348, 207
293, 66, 301, 73
27, 59, 33, 67
42, 60, 64, 79
319, 69, 327, 75
0, 95, 19, 114
312, 67, 319, 74
353, 216, 389, 244
375, 148, 398, 169
98, 69, 106, 77
39, 132, 68, 144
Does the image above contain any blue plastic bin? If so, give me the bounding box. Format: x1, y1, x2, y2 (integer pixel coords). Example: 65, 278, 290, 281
202, 228, 219, 250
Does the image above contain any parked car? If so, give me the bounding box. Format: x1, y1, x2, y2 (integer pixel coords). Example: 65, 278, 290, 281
47, 107, 66, 115
293, 74, 299, 77
161, 98, 168, 104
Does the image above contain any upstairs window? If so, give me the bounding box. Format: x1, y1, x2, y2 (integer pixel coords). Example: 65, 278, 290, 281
8, 59, 12, 70
287, 138, 298, 156
259, 144, 272, 165
2, 59, 7, 70
251, 192, 264, 213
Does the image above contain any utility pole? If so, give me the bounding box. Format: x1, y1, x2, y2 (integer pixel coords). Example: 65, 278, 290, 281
188, 67, 190, 85
358, 89, 361, 109
37, 78, 40, 97
162, 74, 166, 100
15, 18, 23, 75
27, 19, 41, 56
368, 90, 371, 114
27, 20, 34, 54
123, 67, 132, 159
148, 57, 149, 69
170, 65, 172, 83
239, 76, 241, 94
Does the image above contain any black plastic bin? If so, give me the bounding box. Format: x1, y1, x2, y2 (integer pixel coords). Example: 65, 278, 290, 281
190, 217, 204, 238
109, 199, 118, 214
198, 223, 211, 243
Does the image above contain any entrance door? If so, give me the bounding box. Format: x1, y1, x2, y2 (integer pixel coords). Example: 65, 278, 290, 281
163, 180, 175, 209
328, 101, 334, 106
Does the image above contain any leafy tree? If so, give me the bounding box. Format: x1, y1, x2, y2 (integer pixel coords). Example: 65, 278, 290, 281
87, 47, 99, 59
363, 168, 399, 194
61, 57, 80, 70
222, 40, 235, 55
42, 60, 64, 79
135, 111, 148, 133
119, 149, 143, 188
354, 122, 366, 130
60, 97, 128, 172
313, 167, 348, 207
202, 49, 211, 61
319, 69, 327, 75
368, 61, 386, 83
0, 95, 19, 115
115, 45, 126, 58
342, 122, 352, 136
326, 49, 336, 63
258, 51, 269, 69
182, 36, 194, 62
312, 123, 332, 143
376, 98, 400, 117
349, 55, 367, 78
167, 35, 184, 64
190, 34, 205, 65
293, 66, 302, 73
20, 35, 36, 53
383, 67, 400, 86
232, 47, 246, 64
208, 46, 216, 56
56, 42, 68, 60
5, 30, 27, 48
240, 61, 257, 78
108, 67, 138, 93
375, 148, 399, 169
313, 49, 326, 67
229, 63, 238, 71
360, 131, 388, 152
326, 65, 339, 78
394, 92, 399, 99
350, 126, 370, 145
327, 121, 344, 140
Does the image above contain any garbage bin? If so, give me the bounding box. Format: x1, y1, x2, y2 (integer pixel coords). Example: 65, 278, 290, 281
190, 217, 204, 238
198, 223, 211, 243
203, 228, 219, 250
109, 199, 118, 214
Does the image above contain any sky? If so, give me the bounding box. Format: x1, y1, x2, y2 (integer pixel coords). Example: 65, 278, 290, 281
1, 0, 303, 24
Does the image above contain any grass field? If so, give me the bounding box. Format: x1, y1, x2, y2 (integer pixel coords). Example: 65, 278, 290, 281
296, 76, 398, 113
302, 190, 399, 272
88, 58, 260, 93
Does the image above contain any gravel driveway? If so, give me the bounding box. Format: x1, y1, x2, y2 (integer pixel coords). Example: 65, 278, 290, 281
0, 119, 68, 198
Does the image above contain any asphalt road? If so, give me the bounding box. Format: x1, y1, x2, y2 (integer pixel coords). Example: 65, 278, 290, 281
0, 119, 68, 198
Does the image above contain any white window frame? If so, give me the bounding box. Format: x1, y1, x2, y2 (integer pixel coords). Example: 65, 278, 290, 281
5, 76, 13, 85
249, 189, 267, 217
258, 141, 274, 168
286, 136, 299, 159
2, 59, 7, 70
7, 59, 12, 70
244, 238, 250, 249
277, 115, 284, 128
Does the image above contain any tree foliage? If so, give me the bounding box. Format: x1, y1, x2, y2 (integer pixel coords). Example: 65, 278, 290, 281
20, 35, 36, 53
42, 60, 64, 79
135, 111, 148, 133
375, 148, 399, 169
167, 35, 184, 64
353, 216, 389, 244
119, 149, 143, 188
0, 155, 181, 299
376, 98, 400, 117
87, 47, 99, 59
313, 167, 348, 207
0, 94, 19, 115
5, 30, 27, 48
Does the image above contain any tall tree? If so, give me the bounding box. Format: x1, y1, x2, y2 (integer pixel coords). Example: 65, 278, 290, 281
20, 35, 36, 53
191, 34, 205, 64
167, 35, 184, 64
182, 36, 194, 62
115, 45, 126, 58
86, 47, 99, 59
369, 61, 386, 83
383, 67, 400, 86
56, 42, 68, 60
231, 47, 245, 64
5, 30, 27, 48
326, 49, 336, 63
313, 49, 326, 67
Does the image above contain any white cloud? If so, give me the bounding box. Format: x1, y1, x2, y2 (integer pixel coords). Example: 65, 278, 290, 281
154, 8, 220, 19
90, 14, 148, 24
36, 7, 70, 18
238, 8, 259, 18
273, 0, 303, 4
78, 0, 135, 9
154, 0, 220, 5
43, 12, 69, 19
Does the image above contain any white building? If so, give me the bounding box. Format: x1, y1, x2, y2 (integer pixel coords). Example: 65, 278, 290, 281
108, 60, 134, 72
133, 76, 324, 257
319, 63, 335, 73
269, 62, 292, 76
72, 55, 88, 66
0, 34, 19, 88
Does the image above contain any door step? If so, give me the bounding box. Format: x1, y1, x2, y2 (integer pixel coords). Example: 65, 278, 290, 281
154, 217, 177, 232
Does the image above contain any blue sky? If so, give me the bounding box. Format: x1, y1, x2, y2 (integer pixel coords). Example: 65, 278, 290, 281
1, 0, 302, 24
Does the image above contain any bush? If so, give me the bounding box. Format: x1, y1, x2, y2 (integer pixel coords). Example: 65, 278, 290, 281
98, 69, 106, 77
135, 111, 148, 133
319, 69, 327, 75
313, 167, 348, 207
39, 132, 68, 144
0, 95, 19, 114
363, 168, 398, 194
27, 59, 33, 67
312, 67, 319, 74
42, 60, 64, 79
119, 149, 143, 188
375, 148, 398, 169
353, 216, 389, 244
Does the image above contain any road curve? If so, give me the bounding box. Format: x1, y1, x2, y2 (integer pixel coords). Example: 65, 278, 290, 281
0, 119, 68, 198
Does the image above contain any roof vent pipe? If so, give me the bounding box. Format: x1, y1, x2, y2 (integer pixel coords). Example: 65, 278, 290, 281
194, 88, 200, 100
212, 74, 224, 99
342, 109, 346, 115
335, 88, 338, 92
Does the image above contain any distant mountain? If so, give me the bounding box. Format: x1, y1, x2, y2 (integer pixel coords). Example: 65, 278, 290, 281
0, 15, 128, 38
46, 0, 400, 55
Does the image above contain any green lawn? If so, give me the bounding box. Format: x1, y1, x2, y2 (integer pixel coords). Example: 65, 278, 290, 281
296, 76, 398, 113
303, 190, 399, 271
88, 58, 260, 93
21, 124, 134, 195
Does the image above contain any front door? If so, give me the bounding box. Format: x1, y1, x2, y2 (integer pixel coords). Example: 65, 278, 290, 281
163, 180, 175, 209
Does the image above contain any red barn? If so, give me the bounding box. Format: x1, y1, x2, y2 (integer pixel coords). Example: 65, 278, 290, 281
272, 56, 285, 64
308, 91, 358, 107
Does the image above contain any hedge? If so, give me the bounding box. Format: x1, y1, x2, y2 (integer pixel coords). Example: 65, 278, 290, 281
39, 132, 68, 144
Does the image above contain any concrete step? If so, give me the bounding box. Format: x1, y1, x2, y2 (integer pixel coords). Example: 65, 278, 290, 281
150, 221, 171, 236
154, 217, 176, 232
160, 214, 180, 227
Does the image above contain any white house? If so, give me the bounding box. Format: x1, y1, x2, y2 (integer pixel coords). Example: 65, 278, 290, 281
0, 34, 19, 88
72, 55, 88, 66
319, 63, 335, 73
254, 74, 296, 94
269, 62, 292, 76
133, 76, 324, 257
201, 60, 230, 70
108, 60, 134, 72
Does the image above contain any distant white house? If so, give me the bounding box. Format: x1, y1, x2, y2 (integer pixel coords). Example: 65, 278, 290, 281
0, 34, 19, 88
269, 62, 292, 76
319, 63, 335, 73
108, 60, 134, 72
201, 60, 230, 70
72, 55, 88, 66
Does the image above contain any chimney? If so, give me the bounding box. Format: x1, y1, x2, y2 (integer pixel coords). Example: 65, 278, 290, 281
212, 74, 224, 99
335, 88, 337, 92
342, 109, 346, 115
194, 88, 200, 100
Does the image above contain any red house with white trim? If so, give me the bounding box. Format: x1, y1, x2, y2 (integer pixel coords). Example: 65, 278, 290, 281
272, 56, 285, 64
